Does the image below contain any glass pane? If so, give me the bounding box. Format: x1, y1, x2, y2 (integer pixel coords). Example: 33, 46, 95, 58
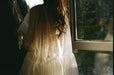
75, 0, 113, 41
74, 50, 113, 75
25, 0, 44, 9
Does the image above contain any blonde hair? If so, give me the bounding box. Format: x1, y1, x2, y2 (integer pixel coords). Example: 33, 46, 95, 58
23, 0, 69, 51
24, 5, 57, 51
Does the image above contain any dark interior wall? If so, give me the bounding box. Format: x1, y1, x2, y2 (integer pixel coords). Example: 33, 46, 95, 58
0, 0, 26, 75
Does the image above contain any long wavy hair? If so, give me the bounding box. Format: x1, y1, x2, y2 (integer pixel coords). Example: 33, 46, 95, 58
24, 0, 69, 51
44, 0, 69, 36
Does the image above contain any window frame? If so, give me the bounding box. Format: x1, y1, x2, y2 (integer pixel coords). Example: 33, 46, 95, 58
70, 0, 113, 52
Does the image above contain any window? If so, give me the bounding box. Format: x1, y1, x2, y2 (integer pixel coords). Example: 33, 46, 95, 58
69, 0, 113, 75
25, 0, 44, 9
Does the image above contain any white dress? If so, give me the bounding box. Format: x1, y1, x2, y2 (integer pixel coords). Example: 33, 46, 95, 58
18, 5, 79, 75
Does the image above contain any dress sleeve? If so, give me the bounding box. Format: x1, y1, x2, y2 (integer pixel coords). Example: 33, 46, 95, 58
17, 12, 29, 36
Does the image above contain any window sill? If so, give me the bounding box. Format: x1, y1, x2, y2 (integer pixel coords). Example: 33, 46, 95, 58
72, 40, 113, 51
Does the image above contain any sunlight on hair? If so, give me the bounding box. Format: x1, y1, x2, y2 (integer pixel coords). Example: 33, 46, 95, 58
25, 0, 44, 8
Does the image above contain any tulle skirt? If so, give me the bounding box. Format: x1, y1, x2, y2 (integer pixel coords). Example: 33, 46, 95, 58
19, 51, 79, 75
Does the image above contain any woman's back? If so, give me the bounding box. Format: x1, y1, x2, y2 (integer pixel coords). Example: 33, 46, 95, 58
18, 2, 79, 75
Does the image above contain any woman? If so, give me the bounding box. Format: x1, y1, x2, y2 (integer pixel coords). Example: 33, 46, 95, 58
18, 0, 79, 75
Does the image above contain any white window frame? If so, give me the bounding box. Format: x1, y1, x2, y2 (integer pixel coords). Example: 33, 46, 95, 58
70, 0, 113, 52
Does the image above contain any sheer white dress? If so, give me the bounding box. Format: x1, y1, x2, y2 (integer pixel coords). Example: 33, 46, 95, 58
18, 5, 78, 75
